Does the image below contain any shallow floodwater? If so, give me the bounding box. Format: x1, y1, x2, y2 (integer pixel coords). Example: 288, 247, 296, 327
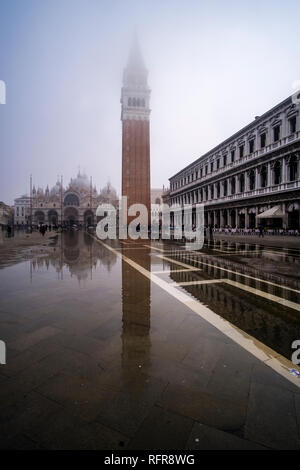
0, 231, 299, 360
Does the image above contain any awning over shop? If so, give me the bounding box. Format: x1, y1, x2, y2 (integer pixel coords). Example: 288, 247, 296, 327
256, 205, 284, 219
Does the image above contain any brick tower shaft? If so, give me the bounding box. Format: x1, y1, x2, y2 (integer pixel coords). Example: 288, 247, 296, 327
121, 36, 151, 227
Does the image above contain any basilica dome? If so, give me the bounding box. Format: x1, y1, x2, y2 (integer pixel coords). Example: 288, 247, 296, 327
69, 171, 90, 191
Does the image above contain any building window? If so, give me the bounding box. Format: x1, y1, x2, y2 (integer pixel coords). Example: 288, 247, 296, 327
273, 161, 281, 185
273, 125, 280, 142
249, 169, 255, 190
205, 165, 208, 175
210, 162, 214, 172
239, 145, 244, 159
223, 155, 227, 166
217, 159, 220, 169
231, 177, 236, 194
260, 133, 266, 148
249, 139, 255, 154
223, 180, 228, 196
239, 174, 245, 193
289, 155, 298, 181
216, 182, 220, 198
261, 165, 268, 187
289, 116, 296, 134
231, 150, 235, 162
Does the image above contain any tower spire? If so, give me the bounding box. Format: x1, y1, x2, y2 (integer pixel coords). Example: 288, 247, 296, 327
127, 30, 146, 70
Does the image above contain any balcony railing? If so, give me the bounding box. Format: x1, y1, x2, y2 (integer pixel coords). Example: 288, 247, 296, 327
190, 180, 300, 206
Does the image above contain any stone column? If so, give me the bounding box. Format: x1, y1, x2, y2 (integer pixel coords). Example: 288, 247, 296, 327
244, 171, 249, 192
267, 162, 271, 187
220, 210, 225, 228
255, 168, 259, 189
282, 202, 287, 229
245, 209, 249, 229
282, 157, 287, 183
235, 174, 239, 193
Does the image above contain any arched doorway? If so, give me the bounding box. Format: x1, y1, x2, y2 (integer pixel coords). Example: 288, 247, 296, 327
287, 202, 299, 229
248, 208, 256, 229
64, 207, 79, 227
84, 210, 94, 227
230, 210, 236, 228
238, 209, 246, 228
34, 211, 45, 225
48, 209, 58, 226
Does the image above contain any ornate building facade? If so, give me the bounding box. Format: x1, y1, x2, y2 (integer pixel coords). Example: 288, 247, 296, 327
16, 172, 118, 227
168, 95, 300, 230
121, 36, 151, 225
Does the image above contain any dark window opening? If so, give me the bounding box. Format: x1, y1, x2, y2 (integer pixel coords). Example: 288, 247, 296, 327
231, 150, 235, 162
239, 145, 244, 159
249, 170, 255, 190
231, 178, 236, 194
249, 139, 255, 154
240, 174, 245, 193
274, 161, 281, 185
260, 133, 266, 148
261, 165, 268, 187
289, 116, 296, 134
289, 155, 298, 181
223, 180, 228, 196
273, 125, 280, 142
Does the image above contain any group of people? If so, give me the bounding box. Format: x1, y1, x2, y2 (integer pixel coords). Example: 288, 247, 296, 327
38, 224, 53, 236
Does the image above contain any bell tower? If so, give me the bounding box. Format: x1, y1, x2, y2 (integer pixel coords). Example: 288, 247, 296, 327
121, 35, 151, 226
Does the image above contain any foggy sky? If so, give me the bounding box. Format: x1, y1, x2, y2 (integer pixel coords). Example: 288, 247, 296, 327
1, 0, 300, 204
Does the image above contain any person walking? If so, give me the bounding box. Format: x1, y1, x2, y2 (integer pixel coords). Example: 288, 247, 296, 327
258, 223, 264, 238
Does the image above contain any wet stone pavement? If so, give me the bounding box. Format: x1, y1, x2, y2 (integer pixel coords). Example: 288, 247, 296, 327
0, 231, 300, 450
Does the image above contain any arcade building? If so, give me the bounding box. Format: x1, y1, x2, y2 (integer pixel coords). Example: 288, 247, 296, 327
168, 95, 300, 230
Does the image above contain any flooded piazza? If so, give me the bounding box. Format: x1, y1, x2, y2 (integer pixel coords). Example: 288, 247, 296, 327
0, 230, 299, 450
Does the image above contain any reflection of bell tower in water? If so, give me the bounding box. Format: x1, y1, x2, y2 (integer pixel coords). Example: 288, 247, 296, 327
121, 250, 151, 369
121, 35, 151, 226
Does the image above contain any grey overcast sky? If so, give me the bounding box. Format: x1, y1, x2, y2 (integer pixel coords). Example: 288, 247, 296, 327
1, 0, 300, 204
